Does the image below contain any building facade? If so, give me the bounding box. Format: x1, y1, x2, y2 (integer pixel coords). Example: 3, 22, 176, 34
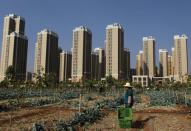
91, 52, 99, 80
168, 55, 173, 76
59, 51, 72, 82
71, 26, 92, 82
159, 49, 168, 77
143, 36, 156, 77
132, 75, 149, 87
136, 50, 143, 75
171, 48, 175, 75
26, 72, 32, 81
174, 35, 188, 80
34, 30, 59, 76
0, 14, 28, 81
94, 48, 105, 80
124, 48, 130, 80
105, 23, 124, 79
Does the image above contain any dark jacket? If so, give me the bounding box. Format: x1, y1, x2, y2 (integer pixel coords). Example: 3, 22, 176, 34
124, 88, 134, 106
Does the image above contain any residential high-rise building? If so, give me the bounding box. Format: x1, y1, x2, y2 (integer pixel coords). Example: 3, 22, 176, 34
26, 72, 32, 81
0, 14, 28, 81
71, 26, 92, 82
34, 30, 58, 76
171, 47, 175, 75
57, 47, 62, 80
168, 55, 173, 76
59, 51, 72, 82
124, 48, 130, 80
94, 48, 105, 80
91, 52, 99, 80
159, 49, 168, 77
105, 23, 124, 79
143, 36, 156, 77
136, 50, 143, 75
174, 35, 188, 78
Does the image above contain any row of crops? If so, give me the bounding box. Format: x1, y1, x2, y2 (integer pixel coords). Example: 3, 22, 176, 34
141, 90, 191, 107
31, 94, 126, 131
0, 88, 57, 100
1, 88, 191, 130
30, 92, 148, 131
1, 89, 191, 112
0, 90, 80, 112
32, 108, 105, 131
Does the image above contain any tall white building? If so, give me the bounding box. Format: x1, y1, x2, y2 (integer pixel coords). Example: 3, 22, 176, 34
105, 23, 124, 79
71, 26, 92, 82
174, 35, 188, 80
143, 36, 156, 77
0, 14, 28, 81
34, 30, 59, 76
159, 49, 168, 77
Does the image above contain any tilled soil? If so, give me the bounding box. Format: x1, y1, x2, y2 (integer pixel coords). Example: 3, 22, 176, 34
0, 105, 77, 131
1, 105, 191, 131
86, 111, 191, 131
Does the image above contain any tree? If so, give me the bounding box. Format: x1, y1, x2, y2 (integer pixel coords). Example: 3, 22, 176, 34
132, 82, 142, 90
97, 81, 105, 93
5, 66, 15, 80
84, 80, 94, 92
105, 75, 115, 89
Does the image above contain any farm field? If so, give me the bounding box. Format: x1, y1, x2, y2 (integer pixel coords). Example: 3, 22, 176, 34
0, 87, 191, 131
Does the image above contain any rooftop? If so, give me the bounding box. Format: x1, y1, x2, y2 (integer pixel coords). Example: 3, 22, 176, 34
8, 32, 28, 40
174, 34, 188, 39
106, 23, 123, 31
94, 47, 103, 51
38, 29, 58, 37
143, 36, 155, 41
73, 26, 92, 34
61, 51, 72, 55
159, 49, 168, 52
6, 14, 25, 21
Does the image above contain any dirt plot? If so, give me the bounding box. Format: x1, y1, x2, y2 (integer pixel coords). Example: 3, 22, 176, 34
0, 105, 77, 131
1, 91, 191, 131
86, 111, 191, 131
0, 105, 191, 131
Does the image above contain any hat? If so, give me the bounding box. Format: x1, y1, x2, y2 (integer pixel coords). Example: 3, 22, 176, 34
124, 82, 132, 87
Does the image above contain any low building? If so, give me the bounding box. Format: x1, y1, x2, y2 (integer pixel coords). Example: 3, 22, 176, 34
132, 75, 149, 87
152, 76, 173, 84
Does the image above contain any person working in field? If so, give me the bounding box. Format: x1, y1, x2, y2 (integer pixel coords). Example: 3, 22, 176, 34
124, 82, 134, 108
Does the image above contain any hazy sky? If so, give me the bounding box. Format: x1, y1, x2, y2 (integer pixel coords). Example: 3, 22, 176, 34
0, 0, 190, 73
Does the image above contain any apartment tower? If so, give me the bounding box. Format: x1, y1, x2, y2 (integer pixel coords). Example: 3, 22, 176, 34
174, 35, 188, 78
124, 48, 130, 80
34, 30, 58, 76
136, 50, 143, 75
91, 52, 99, 80
168, 55, 173, 76
94, 48, 105, 80
105, 23, 124, 79
71, 26, 92, 82
59, 51, 72, 82
143, 36, 156, 77
159, 49, 168, 77
171, 48, 175, 75
57, 47, 62, 80
0, 14, 28, 80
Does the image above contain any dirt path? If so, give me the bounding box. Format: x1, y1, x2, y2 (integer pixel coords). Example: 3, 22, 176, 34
0, 105, 77, 131
86, 111, 191, 131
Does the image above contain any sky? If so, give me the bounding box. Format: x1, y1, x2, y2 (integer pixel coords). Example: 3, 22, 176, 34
0, 0, 190, 73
